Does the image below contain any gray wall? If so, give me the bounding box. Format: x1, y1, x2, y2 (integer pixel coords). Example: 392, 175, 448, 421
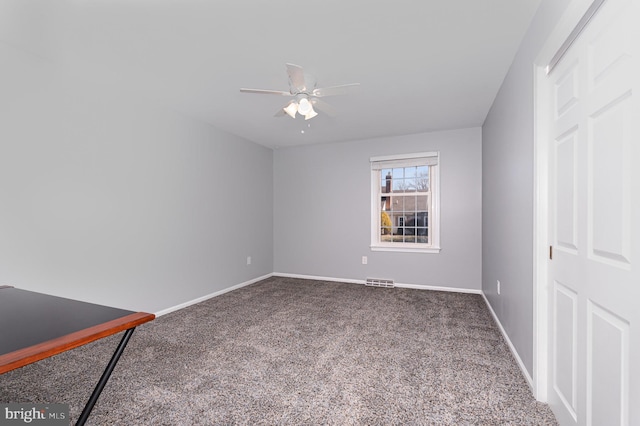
0, 43, 273, 314
274, 128, 482, 290
482, 0, 570, 376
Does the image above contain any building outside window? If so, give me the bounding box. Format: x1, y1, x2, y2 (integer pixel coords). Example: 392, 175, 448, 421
370, 152, 440, 253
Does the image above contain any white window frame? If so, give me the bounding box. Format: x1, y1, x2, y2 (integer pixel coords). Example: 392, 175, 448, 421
370, 152, 441, 253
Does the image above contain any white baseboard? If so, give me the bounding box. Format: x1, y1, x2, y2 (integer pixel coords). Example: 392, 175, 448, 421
154, 273, 273, 317
395, 282, 482, 294
481, 291, 534, 390
273, 272, 481, 294
272, 272, 365, 285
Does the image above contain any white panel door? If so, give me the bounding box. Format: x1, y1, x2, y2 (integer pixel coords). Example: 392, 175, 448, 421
546, 0, 639, 424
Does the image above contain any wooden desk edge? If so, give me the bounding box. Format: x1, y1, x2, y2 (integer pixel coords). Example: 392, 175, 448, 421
0, 311, 155, 374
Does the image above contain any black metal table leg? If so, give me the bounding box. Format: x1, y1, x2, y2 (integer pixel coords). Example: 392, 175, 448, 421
76, 327, 136, 426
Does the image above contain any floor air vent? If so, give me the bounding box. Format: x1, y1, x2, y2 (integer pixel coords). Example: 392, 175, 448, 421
365, 278, 395, 288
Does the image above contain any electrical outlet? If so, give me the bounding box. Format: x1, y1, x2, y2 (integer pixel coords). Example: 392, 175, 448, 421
362, 256, 368, 265
497, 280, 501, 295
247, 256, 252, 265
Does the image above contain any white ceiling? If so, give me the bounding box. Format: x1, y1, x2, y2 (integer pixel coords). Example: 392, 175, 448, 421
2, 0, 542, 149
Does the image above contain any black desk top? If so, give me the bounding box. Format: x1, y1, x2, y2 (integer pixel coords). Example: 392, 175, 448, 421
0, 287, 137, 355
0, 286, 154, 374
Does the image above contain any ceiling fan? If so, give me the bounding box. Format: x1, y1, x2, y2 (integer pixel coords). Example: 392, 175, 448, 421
240, 63, 360, 120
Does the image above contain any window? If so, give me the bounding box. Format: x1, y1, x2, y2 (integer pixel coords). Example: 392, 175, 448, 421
370, 152, 440, 253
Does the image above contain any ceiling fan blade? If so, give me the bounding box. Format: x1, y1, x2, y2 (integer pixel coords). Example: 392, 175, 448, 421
240, 88, 292, 96
286, 63, 307, 92
312, 83, 360, 97
310, 98, 336, 117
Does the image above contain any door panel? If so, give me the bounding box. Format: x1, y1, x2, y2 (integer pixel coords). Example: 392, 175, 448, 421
589, 93, 632, 266
555, 131, 579, 253
553, 281, 578, 420
587, 301, 629, 425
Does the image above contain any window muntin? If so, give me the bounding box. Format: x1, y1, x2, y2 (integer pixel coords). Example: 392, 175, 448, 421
371, 153, 440, 253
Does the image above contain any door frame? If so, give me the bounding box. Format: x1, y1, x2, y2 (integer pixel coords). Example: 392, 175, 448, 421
532, 0, 603, 402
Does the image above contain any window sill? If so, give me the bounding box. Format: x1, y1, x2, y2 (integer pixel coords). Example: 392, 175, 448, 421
370, 245, 441, 254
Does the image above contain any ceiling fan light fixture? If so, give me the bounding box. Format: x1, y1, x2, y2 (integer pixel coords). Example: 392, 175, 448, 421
283, 102, 298, 118
304, 108, 318, 120
297, 97, 313, 115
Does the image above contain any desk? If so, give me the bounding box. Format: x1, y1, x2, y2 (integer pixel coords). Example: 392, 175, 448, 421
0, 285, 155, 425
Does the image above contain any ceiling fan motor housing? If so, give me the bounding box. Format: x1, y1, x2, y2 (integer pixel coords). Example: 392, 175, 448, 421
290, 73, 316, 94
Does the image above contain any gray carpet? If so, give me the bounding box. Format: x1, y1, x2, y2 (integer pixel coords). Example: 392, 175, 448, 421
1, 277, 557, 425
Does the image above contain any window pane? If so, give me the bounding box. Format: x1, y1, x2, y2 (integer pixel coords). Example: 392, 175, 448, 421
405, 196, 416, 212
392, 179, 406, 192
390, 197, 404, 212
392, 168, 404, 179
404, 226, 416, 236
380, 197, 389, 211
405, 178, 417, 192
381, 170, 392, 193
380, 212, 392, 235
405, 166, 417, 178
416, 195, 428, 211
417, 166, 429, 191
